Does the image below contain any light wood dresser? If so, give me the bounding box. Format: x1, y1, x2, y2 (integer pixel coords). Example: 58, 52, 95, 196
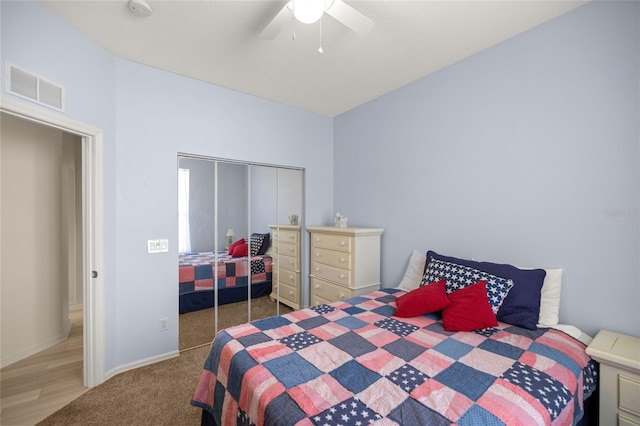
269, 225, 301, 310
307, 226, 383, 306
586, 329, 640, 426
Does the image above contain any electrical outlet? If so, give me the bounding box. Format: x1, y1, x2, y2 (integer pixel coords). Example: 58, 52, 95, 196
159, 317, 168, 331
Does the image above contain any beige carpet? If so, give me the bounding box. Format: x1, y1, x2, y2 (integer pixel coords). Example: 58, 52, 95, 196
179, 295, 293, 350
38, 296, 293, 425
37, 345, 209, 426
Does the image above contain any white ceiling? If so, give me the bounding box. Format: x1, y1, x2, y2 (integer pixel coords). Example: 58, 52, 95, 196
38, 0, 587, 117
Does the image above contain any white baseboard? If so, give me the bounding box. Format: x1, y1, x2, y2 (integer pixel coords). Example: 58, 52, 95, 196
104, 350, 180, 381
0, 320, 73, 369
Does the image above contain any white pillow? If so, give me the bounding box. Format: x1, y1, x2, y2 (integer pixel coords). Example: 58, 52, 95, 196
537, 268, 563, 327
396, 250, 427, 292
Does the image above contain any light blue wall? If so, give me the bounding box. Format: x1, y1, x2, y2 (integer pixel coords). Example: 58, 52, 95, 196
334, 1, 640, 338
4, 0, 637, 378
2, 1, 334, 373
1, 0, 120, 370
112, 58, 333, 367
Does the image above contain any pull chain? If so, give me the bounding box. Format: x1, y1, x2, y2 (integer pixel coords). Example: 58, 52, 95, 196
292, 1, 296, 40
318, 15, 323, 53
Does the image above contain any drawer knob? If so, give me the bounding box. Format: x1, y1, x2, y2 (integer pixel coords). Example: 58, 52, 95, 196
288, 275, 294, 281
339, 274, 345, 279
315, 237, 320, 242
340, 242, 345, 246
316, 267, 320, 272
340, 258, 345, 263
289, 291, 294, 296
338, 293, 345, 299
314, 284, 319, 289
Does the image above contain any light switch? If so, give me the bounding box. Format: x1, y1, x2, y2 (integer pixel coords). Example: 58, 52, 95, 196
147, 239, 168, 254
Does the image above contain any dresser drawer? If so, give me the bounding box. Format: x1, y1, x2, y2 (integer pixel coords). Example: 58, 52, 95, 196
276, 269, 300, 288
274, 281, 298, 304
310, 292, 334, 307
620, 374, 640, 417
273, 241, 298, 258
311, 233, 352, 253
311, 278, 352, 302
272, 229, 299, 245
275, 253, 298, 271
311, 247, 351, 270
311, 261, 351, 286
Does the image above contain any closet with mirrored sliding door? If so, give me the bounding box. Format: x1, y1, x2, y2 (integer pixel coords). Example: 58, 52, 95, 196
177, 155, 304, 351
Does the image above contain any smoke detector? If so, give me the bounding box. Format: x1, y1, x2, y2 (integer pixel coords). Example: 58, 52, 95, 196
128, 0, 152, 17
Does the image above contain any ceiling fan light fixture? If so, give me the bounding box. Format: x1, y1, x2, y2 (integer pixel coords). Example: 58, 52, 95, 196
291, 0, 326, 24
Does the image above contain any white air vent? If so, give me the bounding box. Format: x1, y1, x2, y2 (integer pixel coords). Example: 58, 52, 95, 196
4, 63, 65, 112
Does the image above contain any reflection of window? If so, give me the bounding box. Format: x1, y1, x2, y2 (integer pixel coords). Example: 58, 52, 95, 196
178, 168, 191, 254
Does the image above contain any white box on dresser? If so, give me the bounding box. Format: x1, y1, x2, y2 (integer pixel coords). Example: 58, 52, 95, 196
586, 330, 640, 426
307, 226, 383, 306
269, 225, 301, 310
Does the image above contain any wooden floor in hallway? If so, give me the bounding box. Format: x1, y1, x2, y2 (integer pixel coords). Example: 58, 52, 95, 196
1, 307, 87, 426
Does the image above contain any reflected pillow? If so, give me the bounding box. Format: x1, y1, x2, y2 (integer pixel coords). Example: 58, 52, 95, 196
257, 233, 271, 255
228, 238, 245, 255
231, 242, 248, 258
250, 233, 267, 256
394, 279, 450, 318
442, 280, 498, 332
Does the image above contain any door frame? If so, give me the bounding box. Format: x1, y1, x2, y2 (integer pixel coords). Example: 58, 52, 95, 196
1, 97, 105, 387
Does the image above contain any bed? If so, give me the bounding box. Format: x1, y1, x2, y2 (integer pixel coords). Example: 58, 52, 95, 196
179, 251, 272, 314
191, 250, 598, 425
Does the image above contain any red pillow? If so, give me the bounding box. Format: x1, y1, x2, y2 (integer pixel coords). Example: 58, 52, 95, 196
228, 238, 245, 255
395, 280, 451, 318
231, 242, 248, 258
442, 280, 498, 332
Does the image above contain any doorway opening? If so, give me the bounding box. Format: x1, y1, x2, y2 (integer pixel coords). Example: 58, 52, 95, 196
0, 97, 105, 388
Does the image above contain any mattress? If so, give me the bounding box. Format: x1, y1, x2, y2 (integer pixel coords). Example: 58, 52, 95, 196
191, 288, 597, 425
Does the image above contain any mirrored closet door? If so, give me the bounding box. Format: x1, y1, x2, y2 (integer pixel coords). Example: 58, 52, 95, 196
177, 155, 303, 351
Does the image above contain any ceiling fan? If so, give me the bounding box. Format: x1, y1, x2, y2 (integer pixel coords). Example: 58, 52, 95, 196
260, 0, 374, 40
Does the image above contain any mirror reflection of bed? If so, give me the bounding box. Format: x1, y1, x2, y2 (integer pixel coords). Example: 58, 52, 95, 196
177, 156, 303, 351
178, 294, 294, 351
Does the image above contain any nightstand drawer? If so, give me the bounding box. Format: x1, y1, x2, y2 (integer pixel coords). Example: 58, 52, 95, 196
311, 233, 352, 253
311, 261, 351, 286
311, 247, 351, 270
619, 414, 640, 426
587, 330, 640, 426
620, 375, 640, 417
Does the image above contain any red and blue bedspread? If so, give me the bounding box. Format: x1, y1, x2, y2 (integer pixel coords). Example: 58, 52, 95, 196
179, 251, 272, 294
191, 288, 597, 426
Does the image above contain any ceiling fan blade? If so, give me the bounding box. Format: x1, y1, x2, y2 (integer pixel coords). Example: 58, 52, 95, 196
260, 3, 292, 40
325, 0, 374, 35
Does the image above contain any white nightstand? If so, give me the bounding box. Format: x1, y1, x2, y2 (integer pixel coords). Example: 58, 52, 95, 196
586, 330, 640, 426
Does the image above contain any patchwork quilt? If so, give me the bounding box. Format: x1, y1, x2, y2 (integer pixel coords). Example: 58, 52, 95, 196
179, 252, 272, 293
191, 289, 597, 426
